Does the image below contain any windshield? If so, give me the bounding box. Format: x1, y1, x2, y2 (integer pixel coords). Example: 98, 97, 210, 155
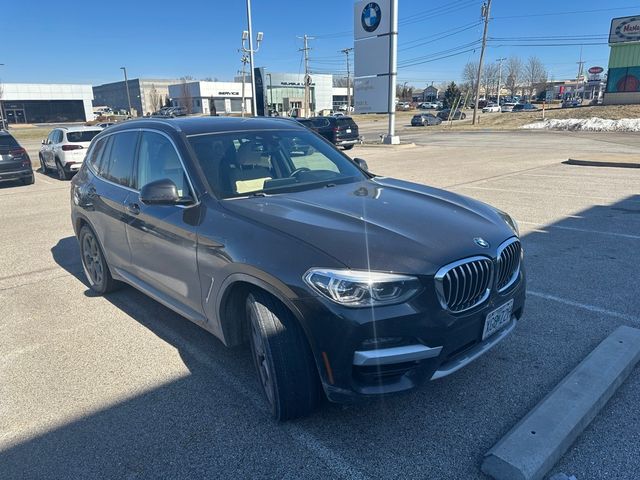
188, 129, 365, 199
66, 130, 101, 143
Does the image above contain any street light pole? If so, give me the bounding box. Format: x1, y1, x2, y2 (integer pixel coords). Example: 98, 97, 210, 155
241, 0, 263, 117
341, 48, 353, 113
496, 57, 506, 107
120, 67, 133, 117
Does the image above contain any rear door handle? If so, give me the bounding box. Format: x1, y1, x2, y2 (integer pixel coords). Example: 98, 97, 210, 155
126, 202, 140, 215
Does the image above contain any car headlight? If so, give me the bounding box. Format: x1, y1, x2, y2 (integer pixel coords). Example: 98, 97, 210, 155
303, 269, 422, 307
498, 210, 519, 237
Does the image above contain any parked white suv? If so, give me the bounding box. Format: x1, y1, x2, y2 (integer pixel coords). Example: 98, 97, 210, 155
39, 126, 102, 180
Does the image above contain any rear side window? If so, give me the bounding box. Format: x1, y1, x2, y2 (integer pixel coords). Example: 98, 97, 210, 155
87, 137, 108, 171
101, 131, 138, 187
311, 118, 330, 128
66, 130, 101, 143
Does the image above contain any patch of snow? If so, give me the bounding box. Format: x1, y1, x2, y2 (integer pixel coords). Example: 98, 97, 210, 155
522, 117, 640, 132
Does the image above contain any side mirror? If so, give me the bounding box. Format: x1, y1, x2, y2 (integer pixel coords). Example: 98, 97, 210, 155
42, 139, 47, 145
354, 158, 369, 171
140, 178, 181, 205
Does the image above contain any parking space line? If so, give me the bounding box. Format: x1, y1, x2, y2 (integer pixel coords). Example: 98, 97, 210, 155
460, 185, 622, 201
519, 221, 640, 241
528, 290, 639, 324
443, 164, 558, 189
36, 173, 53, 185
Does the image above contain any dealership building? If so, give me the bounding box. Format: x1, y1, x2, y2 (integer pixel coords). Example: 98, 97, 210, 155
0, 83, 93, 124
93, 78, 180, 116
604, 15, 640, 104
168, 81, 253, 115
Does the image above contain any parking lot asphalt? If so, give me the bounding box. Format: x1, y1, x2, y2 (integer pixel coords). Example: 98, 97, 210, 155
1, 129, 639, 480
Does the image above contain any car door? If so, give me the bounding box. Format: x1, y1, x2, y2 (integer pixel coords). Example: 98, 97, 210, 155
85, 131, 138, 270
124, 129, 203, 319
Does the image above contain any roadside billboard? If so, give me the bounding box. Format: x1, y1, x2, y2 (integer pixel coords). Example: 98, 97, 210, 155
609, 16, 640, 44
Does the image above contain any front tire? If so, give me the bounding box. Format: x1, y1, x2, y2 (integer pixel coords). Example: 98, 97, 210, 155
39, 155, 48, 174
246, 290, 321, 421
79, 225, 119, 294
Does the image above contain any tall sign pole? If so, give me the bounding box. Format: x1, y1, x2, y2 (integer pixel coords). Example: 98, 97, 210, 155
472, 0, 491, 125
383, 0, 399, 144
341, 48, 353, 112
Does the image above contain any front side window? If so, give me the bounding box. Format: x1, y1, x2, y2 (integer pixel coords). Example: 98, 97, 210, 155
101, 131, 137, 187
137, 131, 190, 198
188, 129, 364, 199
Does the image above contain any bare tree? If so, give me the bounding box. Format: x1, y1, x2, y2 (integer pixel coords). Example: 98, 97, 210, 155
483, 63, 498, 99
147, 84, 160, 113
462, 61, 479, 94
505, 56, 523, 97
180, 77, 194, 114
524, 56, 548, 99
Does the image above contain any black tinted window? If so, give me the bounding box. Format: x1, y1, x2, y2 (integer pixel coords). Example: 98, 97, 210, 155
67, 130, 101, 143
87, 137, 108, 170
102, 131, 137, 187
0, 135, 19, 148
336, 118, 356, 128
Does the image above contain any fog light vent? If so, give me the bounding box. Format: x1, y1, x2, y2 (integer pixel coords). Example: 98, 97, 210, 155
360, 336, 405, 350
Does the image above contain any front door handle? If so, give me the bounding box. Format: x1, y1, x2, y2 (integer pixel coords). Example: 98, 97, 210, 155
126, 202, 140, 215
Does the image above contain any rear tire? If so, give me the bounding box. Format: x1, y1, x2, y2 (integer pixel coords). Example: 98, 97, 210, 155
56, 159, 70, 181
79, 225, 119, 294
246, 290, 321, 421
342, 144, 354, 150
22, 175, 35, 185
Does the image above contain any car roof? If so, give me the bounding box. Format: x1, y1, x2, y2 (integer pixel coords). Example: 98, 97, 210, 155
106, 116, 308, 137
61, 125, 103, 132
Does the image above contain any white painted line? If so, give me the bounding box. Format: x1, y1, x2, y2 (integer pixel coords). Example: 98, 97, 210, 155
518, 221, 640, 241
459, 185, 620, 202
528, 290, 639, 325
36, 173, 53, 185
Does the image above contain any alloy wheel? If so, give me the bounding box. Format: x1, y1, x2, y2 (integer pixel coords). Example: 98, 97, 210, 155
81, 232, 104, 287
249, 311, 275, 407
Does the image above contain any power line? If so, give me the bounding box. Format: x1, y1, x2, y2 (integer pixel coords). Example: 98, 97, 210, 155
399, 21, 483, 51
398, 39, 483, 66
493, 5, 640, 19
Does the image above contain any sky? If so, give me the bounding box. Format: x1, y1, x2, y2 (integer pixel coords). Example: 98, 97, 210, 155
2, 0, 639, 88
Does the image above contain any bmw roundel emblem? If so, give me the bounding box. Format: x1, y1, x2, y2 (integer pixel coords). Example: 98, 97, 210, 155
362, 2, 382, 33
474, 237, 490, 248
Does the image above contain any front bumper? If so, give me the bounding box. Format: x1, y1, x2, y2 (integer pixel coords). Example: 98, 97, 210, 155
293, 268, 526, 403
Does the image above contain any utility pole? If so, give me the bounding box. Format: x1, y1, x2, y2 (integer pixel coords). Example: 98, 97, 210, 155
472, 0, 491, 125
496, 57, 506, 107
575, 47, 585, 101
298, 35, 314, 117
238, 52, 249, 117
120, 66, 133, 117
0, 63, 5, 130
341, 47, 353, 113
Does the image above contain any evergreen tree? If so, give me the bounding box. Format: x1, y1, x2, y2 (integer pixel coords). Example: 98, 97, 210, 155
443, 82, 461, 109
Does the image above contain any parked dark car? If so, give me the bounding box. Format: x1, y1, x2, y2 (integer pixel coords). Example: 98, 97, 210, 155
561, 99, 582, 108
411, 113, 442, 127
437, 109, 467, 120
70, 117, 526, 420
511, 103, 538, 112
0, 130, 34, 185
296, 116, 360, 150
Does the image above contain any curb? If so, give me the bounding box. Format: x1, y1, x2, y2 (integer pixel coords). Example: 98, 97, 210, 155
481, 325, 640, 480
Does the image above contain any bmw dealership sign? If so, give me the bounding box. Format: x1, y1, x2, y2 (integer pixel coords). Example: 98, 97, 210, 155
354, 0, 393, 114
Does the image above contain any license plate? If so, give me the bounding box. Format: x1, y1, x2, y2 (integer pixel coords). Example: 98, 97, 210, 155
346, 128, 352, 133
482, 300, 514, 340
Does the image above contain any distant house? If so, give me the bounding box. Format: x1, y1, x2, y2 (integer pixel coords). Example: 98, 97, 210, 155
421, 85, 440, 102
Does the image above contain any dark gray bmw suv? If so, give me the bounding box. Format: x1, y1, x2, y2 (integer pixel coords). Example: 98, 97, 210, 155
70, 117, 525, 420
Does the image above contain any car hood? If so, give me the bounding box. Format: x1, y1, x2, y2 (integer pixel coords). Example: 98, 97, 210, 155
221, 178, 515, 274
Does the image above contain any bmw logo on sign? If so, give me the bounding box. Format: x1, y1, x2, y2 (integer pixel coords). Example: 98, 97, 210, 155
362, 2, 382, 33
474, 237, 490, 248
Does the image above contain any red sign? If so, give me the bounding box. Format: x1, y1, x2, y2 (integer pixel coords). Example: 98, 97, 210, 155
588, 66, 604, 74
